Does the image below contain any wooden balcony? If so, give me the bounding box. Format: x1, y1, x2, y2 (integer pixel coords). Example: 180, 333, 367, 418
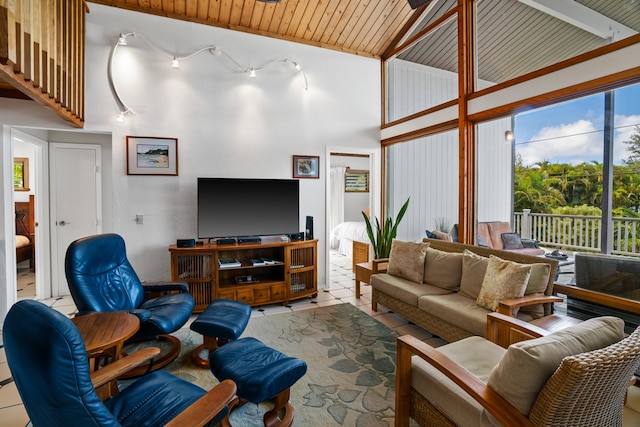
0, 0, 87, 127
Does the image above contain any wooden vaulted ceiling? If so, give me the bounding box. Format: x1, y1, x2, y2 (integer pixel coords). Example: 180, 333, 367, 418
88, 0, 424, 59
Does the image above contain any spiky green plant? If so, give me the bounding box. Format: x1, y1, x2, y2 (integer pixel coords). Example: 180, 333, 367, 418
362, 198, 410, 259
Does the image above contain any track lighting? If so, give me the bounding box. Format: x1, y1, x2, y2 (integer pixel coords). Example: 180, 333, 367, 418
109, 32, 308, 122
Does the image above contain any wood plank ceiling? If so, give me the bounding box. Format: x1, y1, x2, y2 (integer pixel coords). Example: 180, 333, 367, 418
87, 0, 423, 58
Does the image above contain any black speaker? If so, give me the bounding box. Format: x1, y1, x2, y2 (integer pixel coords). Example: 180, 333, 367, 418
408, 0, 431, 9
177, 238, 195, 248
305, 216, 314, 240
289, 232, 305, 242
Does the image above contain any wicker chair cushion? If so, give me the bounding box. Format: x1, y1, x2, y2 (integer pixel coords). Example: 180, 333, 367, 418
370, 274, 451, 307
529, 326, 640, 426
476, 255, 532, 312
487, 316, 625, 416
459, 250, 489, 299
423, 248, 463, 291
412, 336, 506, 426
387, 240, 429, 284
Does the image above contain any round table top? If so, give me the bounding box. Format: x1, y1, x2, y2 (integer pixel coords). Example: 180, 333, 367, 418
72, 311, 140, 354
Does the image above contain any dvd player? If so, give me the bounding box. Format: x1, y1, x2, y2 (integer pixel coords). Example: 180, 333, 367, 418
238, 236, 262, 244
216, 238, 236, 245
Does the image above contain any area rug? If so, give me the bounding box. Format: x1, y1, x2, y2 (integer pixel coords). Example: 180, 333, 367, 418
165, 303, 399, 427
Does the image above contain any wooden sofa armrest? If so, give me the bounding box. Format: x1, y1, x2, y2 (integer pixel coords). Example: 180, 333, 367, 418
371, 258, 389, 274
90, 347, 160, 389
165, 379, 237, 427
396, 335, 535, 427
496, 294, 563, 316
486, 312, 551, 348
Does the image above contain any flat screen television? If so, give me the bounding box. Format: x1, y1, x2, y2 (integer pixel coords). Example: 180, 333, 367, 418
197, 178, 300, 239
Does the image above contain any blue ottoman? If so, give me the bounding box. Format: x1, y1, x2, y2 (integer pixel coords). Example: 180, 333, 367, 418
190, 299, 252, 368
210, 337, 308, 427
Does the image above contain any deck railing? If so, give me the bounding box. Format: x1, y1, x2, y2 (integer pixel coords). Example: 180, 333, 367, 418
514, 210, 640, 256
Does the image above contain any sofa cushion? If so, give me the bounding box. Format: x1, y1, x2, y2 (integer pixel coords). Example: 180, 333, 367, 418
487, 316, 625, 416
519, 263, 552, 318
411, 337, 506, 427
423, 248, 463, 291
371, 274, 451, 307
387, 239, 429, 284
476, 256, 531, 312
419, 293, 490, 337
459, 250, 489, 300
486, 222, 512, 250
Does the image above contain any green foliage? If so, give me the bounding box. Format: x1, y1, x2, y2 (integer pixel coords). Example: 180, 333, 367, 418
362, 198, 410, 259
551, 205, 601, 216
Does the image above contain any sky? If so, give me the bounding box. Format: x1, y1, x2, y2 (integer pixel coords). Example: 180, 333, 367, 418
514, 83, 640, 166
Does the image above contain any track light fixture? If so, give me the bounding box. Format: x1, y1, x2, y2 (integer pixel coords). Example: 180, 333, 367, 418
108, 32, 309, 122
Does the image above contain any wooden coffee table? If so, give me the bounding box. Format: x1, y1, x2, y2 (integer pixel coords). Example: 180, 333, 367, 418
72, 311, 139, 398
72, 311, 140, 361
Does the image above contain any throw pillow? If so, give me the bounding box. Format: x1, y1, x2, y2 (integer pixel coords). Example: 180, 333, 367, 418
459, 250, 489, 299
423, 248, 463, 290
501, 232, 524, 249
387, 239, 429, 284
487, 316, 625, 416
476, 255, 531, 312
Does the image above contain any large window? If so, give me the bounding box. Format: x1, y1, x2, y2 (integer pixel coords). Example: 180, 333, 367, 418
511, 83, 640, 254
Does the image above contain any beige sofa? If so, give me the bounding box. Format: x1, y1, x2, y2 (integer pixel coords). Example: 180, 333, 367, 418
371, 238, 559, 342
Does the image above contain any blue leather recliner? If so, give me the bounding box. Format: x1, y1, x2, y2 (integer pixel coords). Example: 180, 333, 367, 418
3, 299, 236, 427
65, 233, 195, 374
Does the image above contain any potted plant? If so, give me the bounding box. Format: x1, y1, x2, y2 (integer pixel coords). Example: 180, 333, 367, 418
362, 198, 410, 259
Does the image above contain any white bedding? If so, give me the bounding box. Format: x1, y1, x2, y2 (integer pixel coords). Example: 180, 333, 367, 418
16, 234, 30, 248
330, 221, 368, 257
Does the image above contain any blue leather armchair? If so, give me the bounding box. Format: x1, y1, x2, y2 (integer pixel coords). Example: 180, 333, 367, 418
65, 233, 195, 374
3, 299, 236, 427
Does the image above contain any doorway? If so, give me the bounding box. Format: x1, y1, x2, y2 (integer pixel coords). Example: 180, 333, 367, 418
325, 147, 380, 292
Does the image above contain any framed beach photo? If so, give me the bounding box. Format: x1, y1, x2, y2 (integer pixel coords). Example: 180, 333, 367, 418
126, 136, 178, 176
293, 155, 319, 179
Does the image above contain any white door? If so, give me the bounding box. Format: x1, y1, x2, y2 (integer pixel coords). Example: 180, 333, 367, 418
50, 143, 102, 297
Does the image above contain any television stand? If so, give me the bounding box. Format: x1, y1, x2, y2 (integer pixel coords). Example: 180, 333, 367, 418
169, 238, 317, 312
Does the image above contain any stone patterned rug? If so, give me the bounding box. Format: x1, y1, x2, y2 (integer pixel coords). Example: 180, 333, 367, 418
164, 303, 399, 426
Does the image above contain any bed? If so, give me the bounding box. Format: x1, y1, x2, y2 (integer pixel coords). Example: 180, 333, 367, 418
15, 194, 35, 269
330, 221, 369, 258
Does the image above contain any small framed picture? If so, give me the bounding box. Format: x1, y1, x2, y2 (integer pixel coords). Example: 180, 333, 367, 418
293, 155, 319, 179
126, 136, 178, 176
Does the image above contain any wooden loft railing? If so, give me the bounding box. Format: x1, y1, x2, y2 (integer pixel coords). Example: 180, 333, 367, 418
0, 0, 87, 127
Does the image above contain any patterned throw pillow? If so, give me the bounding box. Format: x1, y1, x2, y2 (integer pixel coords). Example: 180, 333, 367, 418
476, 255, 532, 311
387, 240, 430, 284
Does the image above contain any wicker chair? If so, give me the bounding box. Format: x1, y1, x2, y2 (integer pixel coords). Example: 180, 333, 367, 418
396, 313, 640, 427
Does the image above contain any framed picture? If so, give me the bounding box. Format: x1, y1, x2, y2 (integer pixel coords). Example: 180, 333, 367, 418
293, 155, 319, 179
14, 158, 30, 191
126, 136, 178, 176
345, 169, 369, 192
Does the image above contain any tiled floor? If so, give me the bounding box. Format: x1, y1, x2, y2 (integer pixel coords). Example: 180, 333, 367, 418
1, 250, 640, 426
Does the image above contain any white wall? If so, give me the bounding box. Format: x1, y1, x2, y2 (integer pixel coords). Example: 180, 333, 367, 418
0, 4, 381, 322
